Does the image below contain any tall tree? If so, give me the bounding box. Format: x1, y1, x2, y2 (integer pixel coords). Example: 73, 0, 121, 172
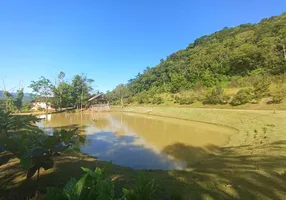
29, 76, 54, 113
113, 84, 129, 107
71, 74, 94, 109
56, 71, 66, 110
15, 88, 24, 112
3, 90, 15, 112
52, 82, 73, 109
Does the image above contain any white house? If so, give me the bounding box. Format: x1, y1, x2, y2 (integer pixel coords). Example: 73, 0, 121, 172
31, 101, 52, 111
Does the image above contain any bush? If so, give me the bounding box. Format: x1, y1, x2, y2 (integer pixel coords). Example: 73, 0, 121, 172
124, 97, 134, 104
271, 88, 285, 104
175, 95, 197, 105
252, 79, 270, 102
203, 85, 230, 104
46, 165, 157, 200
228, 76, 252, 88
230, 88, 253, 106
152, 96, 163, 104
136, 92, 149, 104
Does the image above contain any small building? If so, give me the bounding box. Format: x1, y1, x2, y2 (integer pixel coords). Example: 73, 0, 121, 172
88, 93, 110, 112
31, 101, 53, 111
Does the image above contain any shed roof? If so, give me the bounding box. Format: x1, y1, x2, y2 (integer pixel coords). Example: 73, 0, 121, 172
88, 93, 104, 102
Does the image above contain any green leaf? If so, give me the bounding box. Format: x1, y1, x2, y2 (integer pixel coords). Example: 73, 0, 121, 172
23, 147, 45, 158
81, 167, 97, 178
44, 136, 59, 149
20, 157, 32, 169
63, 177, 77, 195
122, 188, 130, 196
102, 161, 112, 178
73, 173, 89, 199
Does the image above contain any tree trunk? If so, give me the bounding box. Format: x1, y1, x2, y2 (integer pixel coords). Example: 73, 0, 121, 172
121, 97, 123, 108
45, 97, 48, 114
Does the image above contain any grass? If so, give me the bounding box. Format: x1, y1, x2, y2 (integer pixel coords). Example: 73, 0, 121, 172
1, 107, 286, 199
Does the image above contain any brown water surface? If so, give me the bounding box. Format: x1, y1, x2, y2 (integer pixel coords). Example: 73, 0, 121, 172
37, 112, 235, 169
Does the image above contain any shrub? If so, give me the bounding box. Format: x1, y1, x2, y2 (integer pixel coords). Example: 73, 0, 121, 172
271, 88, 285, 104
203, 85, 230, 104
252, 79, 270, 102
46, 166, 157, 200
228, 76, 251, 88
175, 95, 197, 105
230, 88, 253, 106
124, 97, 134, 104
152, 96, 163, 104
193, 81, 206, 91
123, 172, 157, 200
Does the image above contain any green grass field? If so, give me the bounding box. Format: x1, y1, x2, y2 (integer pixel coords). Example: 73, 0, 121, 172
1, 107, 286, 200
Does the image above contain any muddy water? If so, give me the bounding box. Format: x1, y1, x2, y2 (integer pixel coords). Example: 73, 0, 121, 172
37, 112, 235, 170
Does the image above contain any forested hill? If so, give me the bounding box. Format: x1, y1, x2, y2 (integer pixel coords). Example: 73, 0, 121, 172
109, 12, 286, 99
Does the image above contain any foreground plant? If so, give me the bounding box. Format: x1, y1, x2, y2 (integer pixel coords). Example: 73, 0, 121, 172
0, 110, 85, 180
0, 110, 38, 136
46, 164, 157, 200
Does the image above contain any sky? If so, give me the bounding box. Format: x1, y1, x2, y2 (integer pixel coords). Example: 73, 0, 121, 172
0, 0, 285, 93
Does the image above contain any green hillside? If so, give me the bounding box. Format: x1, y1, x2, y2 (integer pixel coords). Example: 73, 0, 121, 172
107, 13, 286, 106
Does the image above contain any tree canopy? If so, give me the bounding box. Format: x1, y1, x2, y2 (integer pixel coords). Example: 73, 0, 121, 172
29, 73, 95, 111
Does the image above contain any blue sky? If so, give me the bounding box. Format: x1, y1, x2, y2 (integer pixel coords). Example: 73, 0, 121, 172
0, 0, 285, 93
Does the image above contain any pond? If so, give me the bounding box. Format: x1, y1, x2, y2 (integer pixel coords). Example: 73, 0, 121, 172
37, 112, 234, 170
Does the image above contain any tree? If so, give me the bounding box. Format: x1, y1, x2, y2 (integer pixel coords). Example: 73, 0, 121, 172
71, 74, 94, 109
3, 90, 15, 112
57, 71, 66, 110
113, 84, 129, 107
29, 76, 54, 113
52, 82, 73, 109
169, 74, 188, 93
15, 88, 24, 112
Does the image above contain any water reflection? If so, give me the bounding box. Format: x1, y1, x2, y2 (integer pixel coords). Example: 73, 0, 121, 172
81, 131, 186, 169
37, 112, 233, 170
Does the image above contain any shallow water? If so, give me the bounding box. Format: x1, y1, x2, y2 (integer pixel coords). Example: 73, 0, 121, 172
37, 112, 234, 170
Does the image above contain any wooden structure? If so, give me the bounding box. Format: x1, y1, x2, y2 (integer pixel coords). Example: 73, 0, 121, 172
88, 93, 110, 112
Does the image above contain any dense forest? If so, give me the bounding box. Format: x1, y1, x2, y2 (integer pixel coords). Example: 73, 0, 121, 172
106, 13, 286, 105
